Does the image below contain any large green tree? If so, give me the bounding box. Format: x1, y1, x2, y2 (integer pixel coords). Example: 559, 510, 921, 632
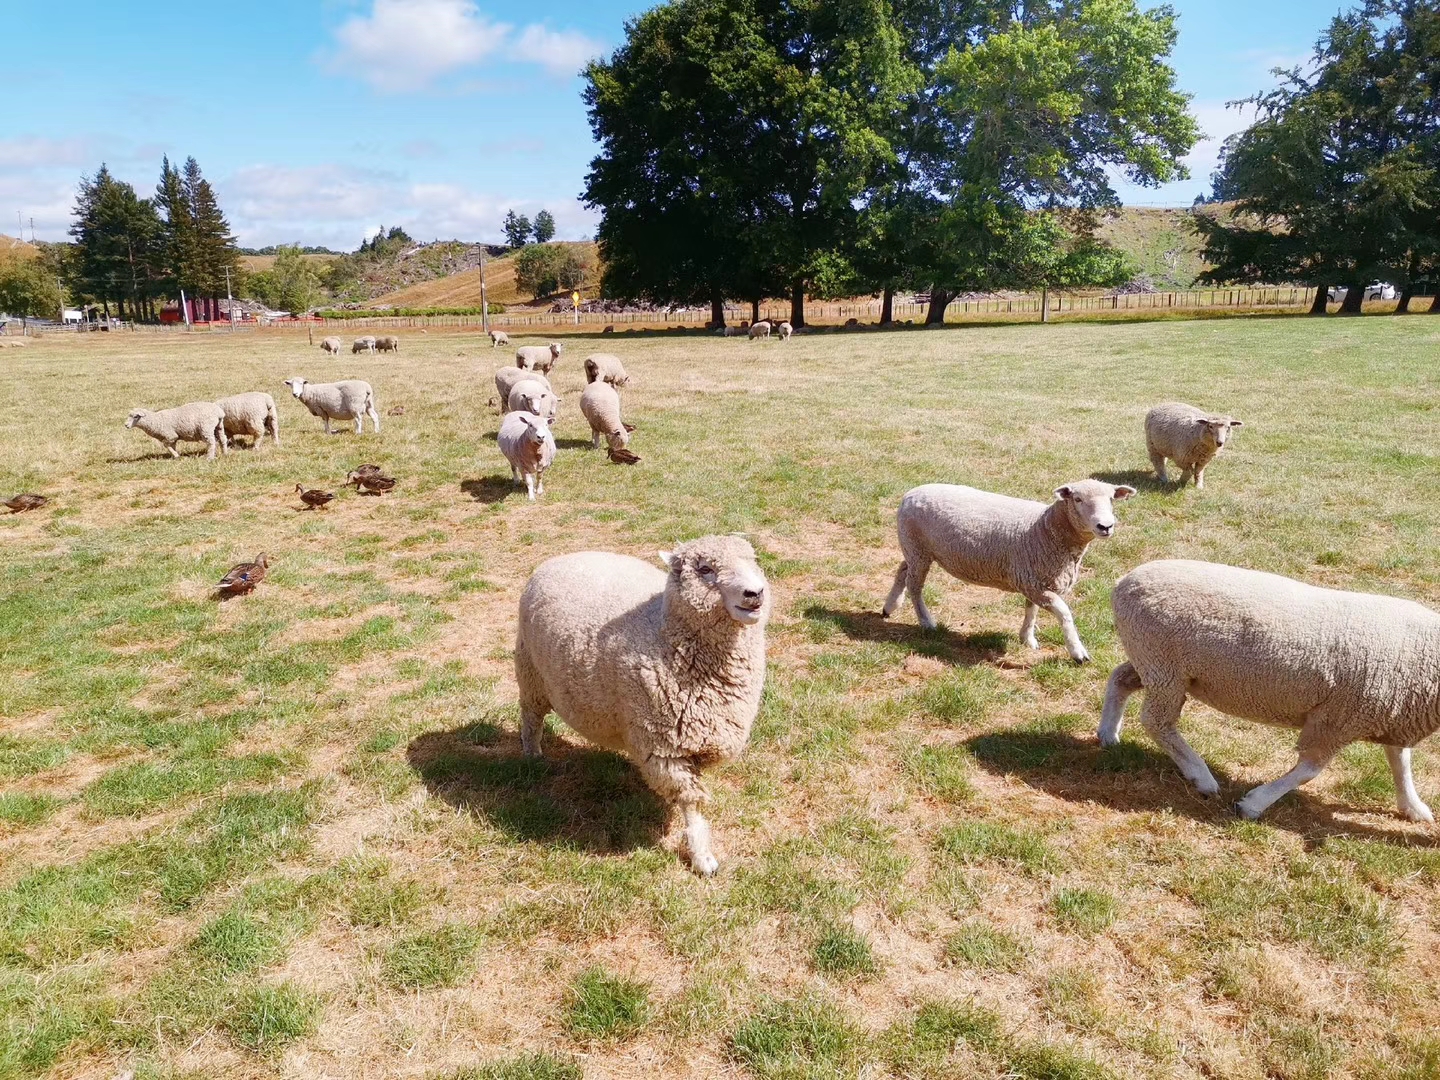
69, 165, 165, 321
245, 245, 324, 312
153, 156, 239, 319
0, 250, 62, 329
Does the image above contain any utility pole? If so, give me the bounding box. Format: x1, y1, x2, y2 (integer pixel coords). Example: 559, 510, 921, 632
480, 250, 489, 336
225, 268, 235, 332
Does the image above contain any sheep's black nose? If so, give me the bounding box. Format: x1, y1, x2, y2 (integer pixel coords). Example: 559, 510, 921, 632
743, 588, 764, 600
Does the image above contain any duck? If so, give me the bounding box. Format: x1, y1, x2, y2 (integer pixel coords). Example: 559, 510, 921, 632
349, 463, 383, 478
388, 405, 406, 416
4, 493, 47, 513
295, 483, 336, 510
608, 446, 642, 465
218, 553, 268, 595
349, 471, 397, 495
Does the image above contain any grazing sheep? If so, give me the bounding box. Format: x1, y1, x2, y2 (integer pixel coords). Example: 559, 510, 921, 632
580, 381, 630, 452
352, 336, 377, 354
514, 534, 770, 874
602, 324, 615, 334
320, 336, 342, 355
496, 367, 551, 414
376, 335, 400, 353
748, 320, 772, 340
507, 378, 560, 425
1145, 402, 1243, 489
882, 480, 1136, 663
490, 330, 510, 348
1101, 559, 1440, 822
582, 353, 631, 389
215, 391, 281, 448
283, 377, 380, 435
125, 402, 229, 459
516, 343, 562, 373
497, 411, 555, 501
722, 325, 747, 338
777, 321, 793, 341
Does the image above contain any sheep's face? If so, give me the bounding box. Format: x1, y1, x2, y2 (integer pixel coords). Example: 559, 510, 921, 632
1054, 480, 1135, 540
284, 378, 307, 399
1194, 415, 1242, 449
124, 409, 147, 428
662, 536, 770, 626
518, 414, 550, 448
607, 427, 630, 451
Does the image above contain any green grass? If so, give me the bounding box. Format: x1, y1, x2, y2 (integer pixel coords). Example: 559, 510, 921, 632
811, 923, 879, 978
936, 820, 1061, 875
731, 994, 865, 1080
562, 967, 651, 1042
438, 1054, 583, 1080
0, 792, 62, 827
1049, 888, 1120, 934
381, 924, 482, 989
944, 922, 1027, 971
224, 981, 322, 1054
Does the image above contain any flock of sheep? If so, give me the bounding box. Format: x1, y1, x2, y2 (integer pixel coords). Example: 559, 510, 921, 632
106, 329, 1440, 877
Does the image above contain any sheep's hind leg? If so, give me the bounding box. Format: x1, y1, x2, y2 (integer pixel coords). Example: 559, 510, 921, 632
1098, 661, 1143, 746
514, 638, 549, 757
905, 557, 937, 629
369, 405, 380, 433
881, 561, 907, 617
1140, 681, 1219, 795
1385, 745, 1434, 822
1019, 602, 1040, 649
1235, 710, 1341, 818
1148, 447, 1168, 483
1042, 591, 1088, 663
354, 415, 363, 435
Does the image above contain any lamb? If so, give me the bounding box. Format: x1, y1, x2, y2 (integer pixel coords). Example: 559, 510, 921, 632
580, 381, 630, 452
582, 353, 631, 389
490, 330, 510, 348
507, 378, 560, 425
495, 367, 551, 414
124, 402, 229, 459
1144, 402, 1243, 489
497, 411, 555, 500
748, 320, 772, 340
320, 336, 342, 355
1101, 559, 1440, 822
777, 321, 793, 341
515, 343, 562, 373
376, 335, 400, 353
882, 479, 1135, 663
514, 534, 770, 874
215, 391, 280, 448
283, 377, 380, 434
352, 336, 377, 354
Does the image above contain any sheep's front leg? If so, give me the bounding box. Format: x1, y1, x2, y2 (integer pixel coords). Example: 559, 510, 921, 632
204, 437, 217, 460
1177, 467, 1193, 487
1194, 467, 1206, 490
1019, 602, 1040, 649
167, 441, 181, 459
1041, 591, 1088, 663
322, 413, 333, 435
591, 431, 601, 449
682, 804, 718, 876
637, 755, 718, 875
524, 472, 536, 501
1385, 745, 1434, 822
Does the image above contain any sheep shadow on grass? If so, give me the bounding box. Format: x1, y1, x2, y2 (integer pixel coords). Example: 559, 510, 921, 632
801, 604, 1009, 667
1091, 468, 1173, 496
407, 726, 668, 854
966, 726, 1440, 848
460, 476, 520, 504
554, 437, 594, 451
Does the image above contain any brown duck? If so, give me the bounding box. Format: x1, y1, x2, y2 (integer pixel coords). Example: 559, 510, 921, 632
4, 493, 47, 513
349, 463, 383, 479
608, 446, 642, 465
348, 471, 397, 495
218, 553, 268, 595
295, 483, 336, 510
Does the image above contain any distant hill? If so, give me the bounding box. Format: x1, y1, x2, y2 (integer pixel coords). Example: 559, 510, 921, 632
0, 234, 40, 259
239, 252, 339, 273
1096, 206, 1212, 290
372, 242, 599, 308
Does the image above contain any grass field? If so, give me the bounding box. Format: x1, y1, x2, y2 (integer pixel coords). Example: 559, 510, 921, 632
3, 313, 1440, 1080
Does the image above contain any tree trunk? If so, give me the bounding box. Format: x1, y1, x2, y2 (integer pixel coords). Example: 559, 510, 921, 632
710, 294, 725, 328
790, 279, 805, 328
751, 298, 761, 325
1340, 283, 1364, 314
880, 287, 894, 325
1396, 286, 1413, 314
1309, 286, 1329, 315
1040, 285, 1049, 324
925, 287, 951, 324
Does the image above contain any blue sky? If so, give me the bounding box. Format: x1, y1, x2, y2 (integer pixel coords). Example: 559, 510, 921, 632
2, 0, 1339, 251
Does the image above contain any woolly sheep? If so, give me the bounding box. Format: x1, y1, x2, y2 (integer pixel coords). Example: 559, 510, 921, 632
320, 336, 342, 355
125, 402, 229, 459
580, 381, 630, 452
490, 330, 510, 348
352, 336, 377, 354
507, 378, 560, 425
516, 343, 562, 373
777, 320, 793, 340
514, 534, 770, 874
215, 391, 280, 448
497, 410, 555, 501
1101, 559, 1440, 822
1144, 402, 1243, 489
748, 320, 772, 340
495, 367, 552, 414
721, 325, 747, 338
376, 335, 400, 353
582, 353, 631, 389
882, 479, 1135, 663
283, 377, 380, 434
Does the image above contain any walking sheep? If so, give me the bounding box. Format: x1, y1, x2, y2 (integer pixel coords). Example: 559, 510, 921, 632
882, 480, 1135, 663
283, 377, 380, 435
516, 343, 562, 373
497, 411, 555, 501
748, 320, 772, 340
352, 336, 377, 354
376, 335, 400, 353
582, 353, 631, 389
1144, 403, 1243, 489
125, 403, 229, 459
580, 381, 630, 452
490, 330, 510, 348
507, 378, 560, 425
1101, 559, 1440, 822
514, 534, 770, 874
320, 336, 342, 355
215, 392, 280, 448
496, 368, 551, 414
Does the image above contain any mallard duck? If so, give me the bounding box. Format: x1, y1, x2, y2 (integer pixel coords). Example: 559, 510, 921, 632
349, 463, 383, 479
218, 553, 268, 595
623, 422, 636, 433
4, 493, 46, 513
608, 446, 642, 465
388, 405, 406, 416
295, 483, 336, 510
349, 472, 397, 495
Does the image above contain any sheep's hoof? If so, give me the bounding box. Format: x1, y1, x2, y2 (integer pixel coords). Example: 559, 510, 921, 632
1403, 802, 1435, 824
689, 852, 719, 877
1070, 651, 1091, 666
1232, 800, 1262, 820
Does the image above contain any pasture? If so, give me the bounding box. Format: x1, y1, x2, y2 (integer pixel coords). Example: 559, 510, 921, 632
3, 315, 1440, 1080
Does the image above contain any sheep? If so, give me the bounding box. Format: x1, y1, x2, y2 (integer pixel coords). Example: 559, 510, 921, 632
722, 325, 747, 338
490, 330, 510, 348
283, 377, 380, 434
748, 320, 772, 340
215, 391, 281, 448
376, 335, 400, 353
497, 410, 555, 500
124, 402, 229, 459
582, 353, 631, 389
580, 381, 630, 452
507, 378, 560, 425
352, 336, 377, 354
1144, 402, 1243, 489
1101, 559, 1440, 822
777, 321, 793, 340
516, 343, 562, 373
882, 479, 1136, 663
320, 336, 342, 355
495, 367, 551, 414
514, 534, 770, 874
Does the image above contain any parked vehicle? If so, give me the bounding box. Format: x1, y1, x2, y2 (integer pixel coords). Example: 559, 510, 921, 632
1328, 282, 1397, 303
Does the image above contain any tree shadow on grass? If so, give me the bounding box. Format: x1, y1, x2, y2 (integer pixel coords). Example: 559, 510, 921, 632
966, 727, 1440, 848
1091, 468, 1175, 495
801, 604, 1009, 666
407, 726, 668, 854
460, 476, 518, 504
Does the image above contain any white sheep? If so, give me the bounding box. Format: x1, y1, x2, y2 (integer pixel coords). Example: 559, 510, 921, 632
777, 321, 793, 341
495, 367, 551, 414
748, 320, 772, 340
722, 325, 747, 338
352, 336, 377, 354
580, 381, 630, 452
490, 330, 510, 348
283, 377, 380, 434
514, 535, 770, 874
882, 479, 1135, 663
1101, 558, 1440, 822
507, 378, 560, 426
497, 410, 555, 500
516, 343, 562, 373
582, 353, 631, 389
125, 402, 229, 459
215, 392, 281, 448
1145, 402, 1243, 489
320, 336, 342, 355
376, 335, 400, 353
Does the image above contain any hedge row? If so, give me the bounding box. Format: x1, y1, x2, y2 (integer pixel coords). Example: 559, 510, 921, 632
315, 304, 506, 318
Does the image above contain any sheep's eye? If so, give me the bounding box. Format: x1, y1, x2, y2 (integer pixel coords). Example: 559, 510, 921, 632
697, 564, 716, 580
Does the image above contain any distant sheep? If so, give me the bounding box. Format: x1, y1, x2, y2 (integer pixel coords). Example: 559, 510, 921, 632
583, 353, 630, 389
215, 391, 280, 448
320, 336, 342, 355
516, 343, 562, 374
748, 320, 772, 340
497, 411, 555, 500
376, 335, 400, 353
777, 321, 793, 340
283, 377, 380, 434
490, 330, 510, 348
1145, 403, 1243, 489
125, 402, 228, 459
352, 336, 377, 354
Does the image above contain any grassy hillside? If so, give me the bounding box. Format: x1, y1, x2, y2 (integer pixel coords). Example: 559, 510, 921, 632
375, 241, 600, 308
1096, 207, 1210, 290
0, 234, 40, 260
238, 253, 337, 274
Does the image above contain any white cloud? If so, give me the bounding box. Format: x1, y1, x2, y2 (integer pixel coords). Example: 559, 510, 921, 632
513, 24, 605, 77
326, 0, 510, 92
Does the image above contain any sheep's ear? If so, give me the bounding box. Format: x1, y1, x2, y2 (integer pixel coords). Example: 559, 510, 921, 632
1053, 485, 1074, 501
1114, 485, 1137, 500
657, 550, 675, 569
1230, 419, 1243, 427
1193, 417, 1210, 425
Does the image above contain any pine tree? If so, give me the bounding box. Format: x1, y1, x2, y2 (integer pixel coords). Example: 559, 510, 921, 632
183, 157, 240, 317
69, 165, 164, 320
155, 156, 197, 306
532, 210, 557, 244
